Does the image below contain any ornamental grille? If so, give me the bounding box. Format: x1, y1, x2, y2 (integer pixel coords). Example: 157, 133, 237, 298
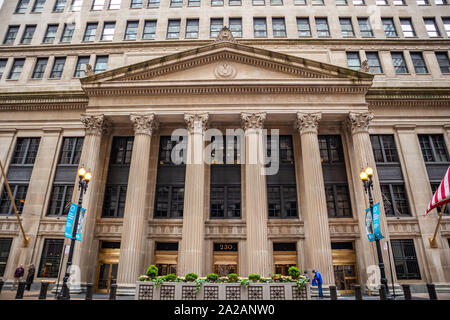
292, 286, 308, 300
160, 285, 175, 300
181, 285, 196, 300
248, 286, 263, 300
270, 286, 285, 300
138, 284, 153, 300
204, 286, 219, 300
226, 286, 241, 300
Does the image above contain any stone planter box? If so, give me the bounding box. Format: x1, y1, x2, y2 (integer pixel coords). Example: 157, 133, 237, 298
135, 281, 310, 300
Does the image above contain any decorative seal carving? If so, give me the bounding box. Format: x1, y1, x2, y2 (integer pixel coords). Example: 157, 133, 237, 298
130, 113, 159, 136
240, 112, 266, 130
295, 112, 322, 135
85, 64, 94, 77
214, 62, 237, 79
184, 113, 209, 133
359, 60, 370, 73
214, 26, 237, 43
347, 112, 374, 135
80, 114, 109, 136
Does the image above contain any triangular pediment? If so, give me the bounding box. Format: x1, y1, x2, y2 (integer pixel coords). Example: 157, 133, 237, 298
81, 41, 372, 88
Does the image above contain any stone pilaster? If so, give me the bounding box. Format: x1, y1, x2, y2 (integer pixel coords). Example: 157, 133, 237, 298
395, 124, 446, 284
178, 112, 209, 276
241, 112, 271, 277
71, 114, 109, 291
295, 112, 334, 285
346, 112, 393, 287
117, 114, 158, 295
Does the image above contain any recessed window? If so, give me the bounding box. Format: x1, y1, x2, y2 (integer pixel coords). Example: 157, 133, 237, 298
294, 0, 306, 3
211, 0, 224, 4
32, 0, 46, 12
229, 0, 241, 4
272, 18, 286, 37
325, 184, 352, 218
391, 240, 421, 280
391, 52, 408, 74
267, 185, 298, 218
0, 59, 7, 79
50, 57, 66, 78
38, 239, 64, 278
101, 22, 116, 40
188, 0, 200, 5
70, 0, 82, 11
424, 18, 441, 37
400, 18, 416, 37
0, 238, 13, 277
185, 19, 199, 39
73, 56, 90, 78
60, 23, 75, 42
124, 21, 139, 40
32, 58, 48, 79
346, 52, 361, 70
94, 55, 108, 73
154, 186, 184, 218
43, 24, 58, 43
47, 185, 74, 216
229, 18, 242, 37
143, 20, 157, 39
91, 0, 105, 10
210, 18, 224, 38
110, 136, 134, 164
3, 26, 20, 45
376, 0, 387, 4
339, 18, 354, 37
435, 0, 447, 3
382, 18, 397, 37
210, 186, 241, 218
352, 0, 364, 4
336, 0, 347, 4
8, 58, 25, 80
102, 185, 127, 217
370, 135, 399, 163
297, 17, 311, 36
148, 0, 160, 7
418, 134, 449, 162
312, 0, 324, 4
254, 18, 267, 37
170, 0, 183, 6
59, 137, 84, 164
443, 18, 450, 36
381, 184, 410, 216
0, 185, 28, 215
15, 0, 30, 13
416, 0, 429, 4
358, 17, 373, 37
410, 52, 428, 74
315, 17, 330, 37
167, 19, 180, 39
109, 0, 121, 9
270, 0, 282, 4
83, 23, 98, 41
393, 0, 404, 3
21, 25, 36, 44
53, 0, 67, 11
253, 0, 265, 5
366, 52, 383, 73
12, 137, 41, 164
130, 0, 143, 7
435, 52, 450, 73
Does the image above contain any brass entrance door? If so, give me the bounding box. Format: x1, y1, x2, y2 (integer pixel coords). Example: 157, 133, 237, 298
95, 247, 120, 293
332, 248, 358, 294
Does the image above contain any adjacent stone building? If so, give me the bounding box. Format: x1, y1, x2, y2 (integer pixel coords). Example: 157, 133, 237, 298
0, 0, 449, 295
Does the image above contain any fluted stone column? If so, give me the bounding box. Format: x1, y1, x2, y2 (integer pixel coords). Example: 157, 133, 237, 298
395, 124, 446, 284
71, 114, 109, 291
117, 114, 158, 295
346, 112, 393, 286
295, 112, 334, 285
241, 112, 271, 277
178, 113, 209, 276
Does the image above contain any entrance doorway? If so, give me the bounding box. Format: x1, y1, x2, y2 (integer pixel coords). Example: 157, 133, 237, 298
95, 241, 120, 293
273, 242, 297, 276
331, 242, 358, 294
213, 243, 238, 276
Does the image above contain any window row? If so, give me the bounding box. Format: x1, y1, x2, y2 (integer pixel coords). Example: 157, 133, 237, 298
346, 51, 450, 74
12, 0, 450, 15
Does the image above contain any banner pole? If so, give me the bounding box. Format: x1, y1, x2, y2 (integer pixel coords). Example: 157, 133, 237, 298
429, 204, 446, 248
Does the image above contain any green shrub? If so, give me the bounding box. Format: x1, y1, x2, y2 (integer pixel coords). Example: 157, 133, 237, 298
288, 266, 301, 279
248, 274, 260, 282
163, 273, 177, 282
146, 265, 158, 278
227, 273, 239, 282
185, 273, 198, 282
206, 273, 219, 282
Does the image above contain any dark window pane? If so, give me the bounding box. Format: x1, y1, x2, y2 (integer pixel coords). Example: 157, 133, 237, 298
38, 239, 64, 278
0, 238, 13, 277
391, 239, 421, 280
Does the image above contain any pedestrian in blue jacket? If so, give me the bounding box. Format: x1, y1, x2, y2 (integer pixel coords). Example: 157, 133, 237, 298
312, 269, 323, 298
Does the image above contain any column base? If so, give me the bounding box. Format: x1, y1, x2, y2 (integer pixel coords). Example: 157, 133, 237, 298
310, 285, 332, 298
117, 284, 136, 296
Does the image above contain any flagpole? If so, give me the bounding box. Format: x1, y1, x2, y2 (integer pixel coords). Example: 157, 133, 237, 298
429, 204, 446, 248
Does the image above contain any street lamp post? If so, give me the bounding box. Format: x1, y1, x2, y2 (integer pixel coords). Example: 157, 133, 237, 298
360, 167, 392, 299
58, 167, 92, 300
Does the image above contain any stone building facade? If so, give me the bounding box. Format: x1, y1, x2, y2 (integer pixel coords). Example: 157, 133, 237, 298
0, 0, 449, 295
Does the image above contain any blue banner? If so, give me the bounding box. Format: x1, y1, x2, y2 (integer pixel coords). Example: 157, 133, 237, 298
372, 202, 384, 240
65, 203, 86, 242
365, 206, 376, 242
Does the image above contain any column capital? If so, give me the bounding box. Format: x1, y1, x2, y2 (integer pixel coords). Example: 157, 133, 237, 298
295, 112, 322, 134
347, 112, 374, 135
80, 114, 109, 136
184, 112, 209, 133
240, 112, 266, 130
130, 113, 158, 136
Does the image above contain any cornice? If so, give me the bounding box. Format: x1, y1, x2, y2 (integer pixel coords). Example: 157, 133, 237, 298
0, 91, 88, 111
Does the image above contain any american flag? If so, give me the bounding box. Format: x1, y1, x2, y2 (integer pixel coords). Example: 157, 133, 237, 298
426, 166, 450, 215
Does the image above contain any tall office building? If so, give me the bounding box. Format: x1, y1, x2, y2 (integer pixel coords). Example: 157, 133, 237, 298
0, 0, 449, 295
